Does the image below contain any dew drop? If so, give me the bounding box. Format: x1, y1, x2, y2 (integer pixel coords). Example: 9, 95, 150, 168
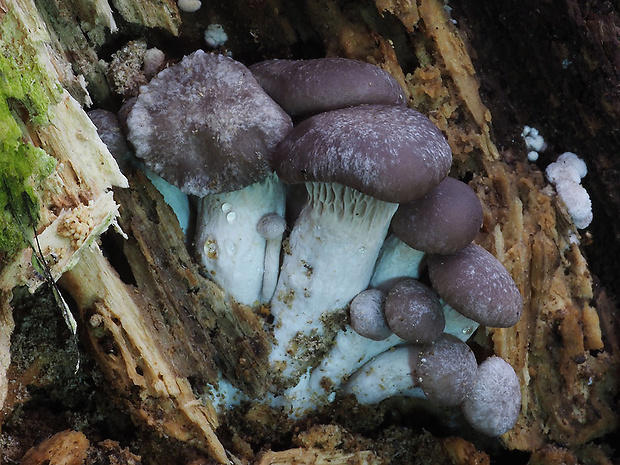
226, 211, 237, 222
221, 203, 232, 213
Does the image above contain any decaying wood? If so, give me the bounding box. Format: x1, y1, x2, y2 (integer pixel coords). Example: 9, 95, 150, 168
255, 448, 382, 465
1, 0, 618, 463
20, 430, 89, 465
59, 243, 228, 463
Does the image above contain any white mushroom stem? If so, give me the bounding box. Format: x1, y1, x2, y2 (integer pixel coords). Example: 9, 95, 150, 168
443, 302, 480, 341
278, 329, 402, 416
257, 212, 287, 302
269, 182, 398, 384
370, 234, 425, 291
343, 345, 425, 404
195, 173, 285, 306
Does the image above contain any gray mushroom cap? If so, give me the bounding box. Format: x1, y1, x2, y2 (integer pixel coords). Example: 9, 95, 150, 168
416, 334, 477, 406
349, 288, 392, 341
462, 356, 521, 436
273, 104, 452, 203
126, 50, 292, 197
249, 58, 406, 116
391, 177, 483, 255
427, 244, 523, 327
384, 279, 445, 344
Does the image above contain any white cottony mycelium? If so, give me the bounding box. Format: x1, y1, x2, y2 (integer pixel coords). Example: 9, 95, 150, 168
268, 182, 398, 386
195, 173, 286, 306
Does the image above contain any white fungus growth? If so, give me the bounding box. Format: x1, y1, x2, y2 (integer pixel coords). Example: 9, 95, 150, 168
522, 125, 547, 162
545, 152, 592, 229
205, 24, 228, 48
177, 0, 201, 12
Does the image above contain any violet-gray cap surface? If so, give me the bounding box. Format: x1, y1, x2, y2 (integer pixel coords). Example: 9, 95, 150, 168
126, 50, 293, 197
273, 104, 452, 203
391, 177, 483, 255
384, 278, 445, 344
462, 356, 521, 436
249, 58, 406, 116
427, 244, 522, 327
416, 334, 477, 406
349, 288, 392, 341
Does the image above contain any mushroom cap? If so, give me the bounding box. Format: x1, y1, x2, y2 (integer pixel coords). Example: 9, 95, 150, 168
384, 279, 445, 344
416, 334, 477, 406
349, 288, 392, 341
462, 356, 521, 436
126, 50, 292, 197
249, 58, 406, 116
427, 244, 523, 327
391, 177, 483, 255
273, 104, 452, 203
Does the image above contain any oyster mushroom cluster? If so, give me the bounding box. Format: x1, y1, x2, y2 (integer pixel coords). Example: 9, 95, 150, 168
107, 50, 523, 437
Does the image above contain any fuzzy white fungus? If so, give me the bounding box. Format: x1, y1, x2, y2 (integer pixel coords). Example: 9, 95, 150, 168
205, 24, 228, 48
545, 152, 592, 229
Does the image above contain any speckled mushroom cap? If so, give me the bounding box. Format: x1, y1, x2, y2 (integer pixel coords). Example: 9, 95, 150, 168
126, 50, 293, 197
249, 58, 406, 116
416, 334, 477, 406
384, 279, 445, 344
273, 105, 452, 203
462, 356, 521, 436
391, 177, 483, 255
349, 288, 392, 341
427, 244, 522, 327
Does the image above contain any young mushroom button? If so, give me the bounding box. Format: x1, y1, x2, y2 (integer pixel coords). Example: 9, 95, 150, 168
268, 104, 452, 387
384, 278, 445, 344
391, 177, 483, 255
250, 58, 406, 117
462, 356, 522, 436
427, 244, 523, 327
126, 50, 292, 306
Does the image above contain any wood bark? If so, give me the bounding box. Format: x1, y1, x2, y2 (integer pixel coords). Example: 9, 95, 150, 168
1, 0, 618, 464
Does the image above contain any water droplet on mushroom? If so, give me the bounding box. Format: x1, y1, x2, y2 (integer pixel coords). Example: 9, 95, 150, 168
358, 246, 366, 254
221, 202, 232, 213
226, 211, 237, 222
462, 326, 474, 335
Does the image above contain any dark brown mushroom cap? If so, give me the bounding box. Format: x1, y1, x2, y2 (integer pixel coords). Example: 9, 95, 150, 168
384, 279, 445, 344
273, 105, 452, 203
249, 58, 406, 116
427, 244, 522, 327
391, 177, 483, 255
416, 334, 477, 406
462, 356, 521, 436
126, 50, 293, 197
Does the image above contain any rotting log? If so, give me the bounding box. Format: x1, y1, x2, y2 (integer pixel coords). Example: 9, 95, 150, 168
1, 0, 619, 463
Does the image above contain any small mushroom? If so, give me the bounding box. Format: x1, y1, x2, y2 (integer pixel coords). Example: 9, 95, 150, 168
268, 104, 452, 385
126, 50, 292, 306
462, 356, 521, 436
349, 288, 392, 341
250, 58, 406, 116
391, 177, 483, 255
427, 244, 523, 327
416, 334, 477, 406
384, 279, 445, 344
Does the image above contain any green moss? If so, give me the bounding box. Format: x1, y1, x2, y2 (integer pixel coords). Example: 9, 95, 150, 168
0, 10, 61, 256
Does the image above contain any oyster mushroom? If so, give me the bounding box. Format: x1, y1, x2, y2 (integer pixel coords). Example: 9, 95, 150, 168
427, 243, 523, 327
384, 278, 445, 344
391, 176, 483, 255
126, 50, 292, 306
250, 57, 406, 116
461, 356, 522, 436
268, 104, 452, 386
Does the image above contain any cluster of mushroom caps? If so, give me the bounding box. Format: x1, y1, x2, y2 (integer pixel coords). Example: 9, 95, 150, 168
119, 50, 523, 437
